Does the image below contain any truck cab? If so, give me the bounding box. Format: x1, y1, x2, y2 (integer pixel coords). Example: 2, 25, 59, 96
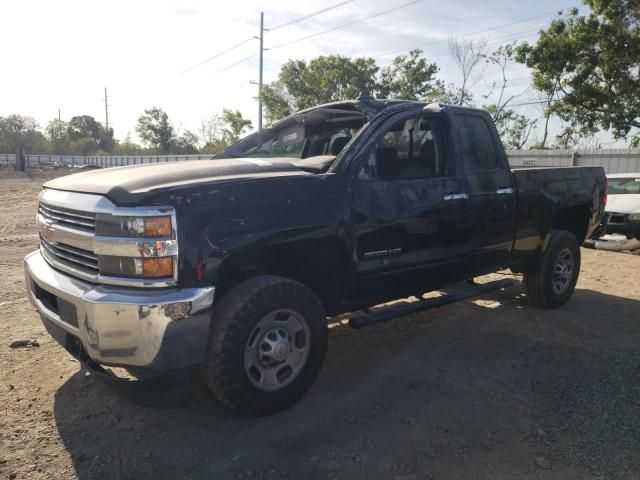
343, 104, 517, 303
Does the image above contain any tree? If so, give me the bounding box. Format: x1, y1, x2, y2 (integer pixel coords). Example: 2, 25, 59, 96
45, 119, 70, 154
505, 113, 537, 150
431, 83, 474, 106
448, 37, 488, 105
261, 55, 379, 122
0, 115, 30, 152
199, 114, 227, 153
98, 127, 115, 152
261, 81, 295, 124
136, 107, 175, 154
488, 106, 537, 150
483, 42, 527, 123
481, 42, 536, 150
67, 115, 101, 143
554, 126, 581, 149
112, 132, 144, 155
65, 115, 114, 154
174, 130, 199, 154
222, 109, 252, 144
200, 114, 223, 146
0, 115, 47, 154
516, 1, 640, 141
533, 87, 562, 149
72, 137, 100, 156
376, 49, 442, 101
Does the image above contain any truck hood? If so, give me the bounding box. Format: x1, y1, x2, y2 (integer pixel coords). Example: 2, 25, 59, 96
606, 194, 640, 214
43, 157, 310, 204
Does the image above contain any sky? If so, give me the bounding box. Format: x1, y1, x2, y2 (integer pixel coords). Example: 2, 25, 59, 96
0, 0, 593, 146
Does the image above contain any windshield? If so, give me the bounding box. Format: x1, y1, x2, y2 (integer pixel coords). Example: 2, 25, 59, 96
218, 105, 366, 160
608, 177, 640, 195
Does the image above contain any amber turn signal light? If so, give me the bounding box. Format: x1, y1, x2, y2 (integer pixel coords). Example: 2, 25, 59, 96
144, 216, 172, 237
143, 257, 173, 277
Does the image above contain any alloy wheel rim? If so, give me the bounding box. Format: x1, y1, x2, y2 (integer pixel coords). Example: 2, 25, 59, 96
244, 309, 310, 391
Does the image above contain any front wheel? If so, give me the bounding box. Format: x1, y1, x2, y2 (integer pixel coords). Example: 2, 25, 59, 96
524, 230, 581, 308
203, 275, 328, 415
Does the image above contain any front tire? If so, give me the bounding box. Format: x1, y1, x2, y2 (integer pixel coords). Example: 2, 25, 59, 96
203, 275, 328, 415
524, 230, 581, 308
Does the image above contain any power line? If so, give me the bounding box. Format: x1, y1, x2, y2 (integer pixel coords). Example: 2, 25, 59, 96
215, 17, 540, 82
216, 27, 539, 77
209, 2, 425, 76
214, 53, 259, 74
267, 0, 355, 31
268, 0, 424, 51
213, 21, 541, 90
207, 2, 563, 99
371, 6, 576, 59
508, 99, 557, 107
182, 36, 256, 74
376, 27, 543, 67
184, 1, 355, 74
428, 27, 543, 58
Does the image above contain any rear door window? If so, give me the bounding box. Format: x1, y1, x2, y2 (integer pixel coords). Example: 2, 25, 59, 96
455, 114, 499, 173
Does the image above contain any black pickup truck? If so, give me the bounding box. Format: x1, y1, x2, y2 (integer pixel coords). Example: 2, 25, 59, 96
25, 97, 607, 415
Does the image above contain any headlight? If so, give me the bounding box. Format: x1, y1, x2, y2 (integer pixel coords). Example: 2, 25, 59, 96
94, 211, 176, 281
142, 216, 172, 237
96, 215, 173, 238
142, 257, 174, 277
99, 256, 174, 278
628, 213, 640, 221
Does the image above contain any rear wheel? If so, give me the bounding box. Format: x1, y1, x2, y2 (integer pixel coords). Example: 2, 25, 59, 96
203, 275, 327, 415
524, 230, 581, 308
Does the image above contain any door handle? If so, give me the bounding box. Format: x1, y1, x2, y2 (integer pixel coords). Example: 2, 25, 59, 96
496, 187, 514, 195
443, 193, 469, 201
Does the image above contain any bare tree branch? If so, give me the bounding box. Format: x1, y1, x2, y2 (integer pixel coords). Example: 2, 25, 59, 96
448, 37, 488, 105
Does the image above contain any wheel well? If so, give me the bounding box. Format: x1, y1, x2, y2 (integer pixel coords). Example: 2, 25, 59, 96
552, 206, 590, 243
215, 239, 350, 315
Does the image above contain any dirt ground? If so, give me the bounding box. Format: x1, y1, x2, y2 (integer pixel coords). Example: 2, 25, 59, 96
1, 169, 640, 480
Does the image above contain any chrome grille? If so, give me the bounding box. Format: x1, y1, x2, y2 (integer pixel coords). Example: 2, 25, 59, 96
38, 202, 96, 232
40, 236, 98, 275
37, 188, 178, 288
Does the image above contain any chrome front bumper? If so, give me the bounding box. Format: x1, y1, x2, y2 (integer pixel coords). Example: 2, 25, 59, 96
24, 250, 215, 369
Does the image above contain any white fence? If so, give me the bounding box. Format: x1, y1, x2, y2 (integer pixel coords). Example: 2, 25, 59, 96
0, 153, 212, 168
506, 148, 640, 174
3, 149, 640, 174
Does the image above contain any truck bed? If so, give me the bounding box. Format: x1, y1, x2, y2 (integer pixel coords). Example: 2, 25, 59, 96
510, 166, 607, 262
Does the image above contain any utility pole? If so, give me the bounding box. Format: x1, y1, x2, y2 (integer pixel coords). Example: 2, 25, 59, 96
58, 109, 61, 122
103, 87, 110, 131
258, 12, 264, 130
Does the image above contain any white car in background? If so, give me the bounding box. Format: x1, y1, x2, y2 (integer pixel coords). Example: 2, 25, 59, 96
598, 174, 640, 248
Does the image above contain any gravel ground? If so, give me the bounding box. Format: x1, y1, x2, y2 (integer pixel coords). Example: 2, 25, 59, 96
1, 170, 640, 480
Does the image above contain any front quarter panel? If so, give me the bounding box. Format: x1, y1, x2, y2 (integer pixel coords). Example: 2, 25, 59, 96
148, 174, 351, 294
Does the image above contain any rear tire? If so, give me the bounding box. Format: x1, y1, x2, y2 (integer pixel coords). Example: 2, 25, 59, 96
524, 230, 581, 308
203, 275, 327, 416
